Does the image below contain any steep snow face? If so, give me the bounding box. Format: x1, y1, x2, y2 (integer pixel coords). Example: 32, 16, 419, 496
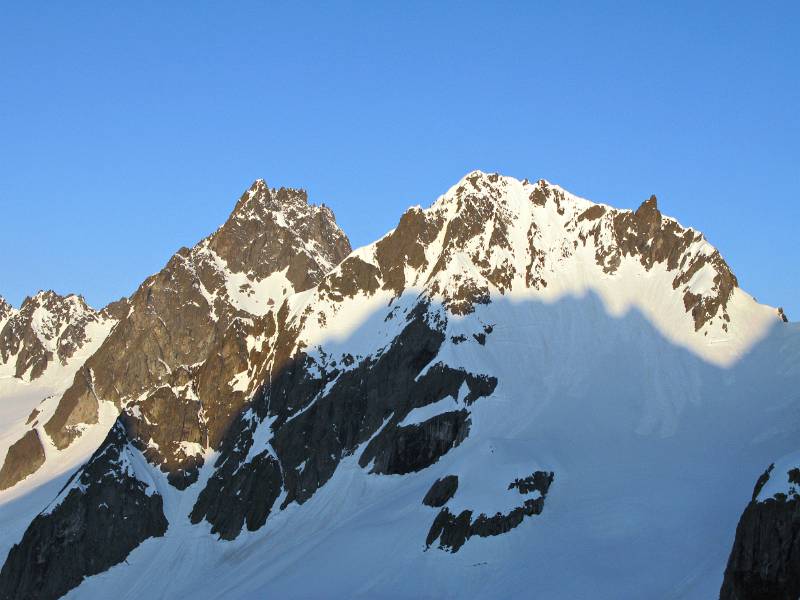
1, 172, 796, 600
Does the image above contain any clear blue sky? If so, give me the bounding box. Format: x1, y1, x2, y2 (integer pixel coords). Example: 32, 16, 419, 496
1, 2, 797, 318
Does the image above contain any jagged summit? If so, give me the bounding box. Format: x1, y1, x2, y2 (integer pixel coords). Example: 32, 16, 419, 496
230, 179, 339, 229
636, 193, 659, 213
210, 179, 351, 288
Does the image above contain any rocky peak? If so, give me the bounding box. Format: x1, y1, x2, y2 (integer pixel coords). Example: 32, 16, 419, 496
99, 296, 131, 321
633, 194, 662, 233
635, 194, 659, 215
210, 179, 351, 288
35, 177, 351, 486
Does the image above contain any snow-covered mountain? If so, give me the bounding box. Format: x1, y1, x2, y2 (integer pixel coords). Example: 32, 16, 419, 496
0, 172, 797, 600
0, 291, 121, 490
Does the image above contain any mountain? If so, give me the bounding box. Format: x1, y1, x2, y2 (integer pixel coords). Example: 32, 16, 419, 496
0, 291, 118, 382
0, 172, 797, 600
0, 291, 121, 490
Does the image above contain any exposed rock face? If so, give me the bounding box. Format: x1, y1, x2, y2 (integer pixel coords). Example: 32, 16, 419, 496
0, 291, 111, 381
720, 464, 800, 599
509, 471, 554, 495
425, 470, 554, 552
0, 297, 12, 328
0, 429, 45, 490
423, 475, 459, 507
362, 410, 471, 475
0, 421, 168, 600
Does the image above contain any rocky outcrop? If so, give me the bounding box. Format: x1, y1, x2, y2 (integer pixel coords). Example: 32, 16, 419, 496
720, 464, 800, 599
509, 471, 554, 495
0, 296, 12, 327
425, 470, 554, 552
0, 430, 45, 490
0, 421, 168, 600
423, 475, 459, 507
361, 409, 472, 475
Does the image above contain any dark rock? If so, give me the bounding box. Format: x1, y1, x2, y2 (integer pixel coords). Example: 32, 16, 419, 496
426, 507, 473, 551
508, 471, 554, 495
100, 296, 130, 320
122, 386, 206, 490
577, 204, 606, 221
752, 464, 775, 501
423, 475, 459, 507
318, 256, 382, 301
191, 446, 282, 540
25, 407, 40, 425
0, 429, 46, 490
426, 470, 554, 552
374, 207, 442, 294
364, 410, 471, 475
720, 465, 800, 599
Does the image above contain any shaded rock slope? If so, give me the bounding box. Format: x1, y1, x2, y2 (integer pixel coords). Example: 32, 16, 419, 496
0, 171, 796, 600
721, 458, 800, 600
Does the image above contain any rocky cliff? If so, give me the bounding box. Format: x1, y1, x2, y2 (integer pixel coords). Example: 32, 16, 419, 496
721, 460, 800, 599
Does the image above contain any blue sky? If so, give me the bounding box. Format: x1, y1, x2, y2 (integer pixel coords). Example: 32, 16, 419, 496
0, 2, 797, 318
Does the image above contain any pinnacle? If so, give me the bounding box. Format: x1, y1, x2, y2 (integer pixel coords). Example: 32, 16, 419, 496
635, 195, 660, 219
